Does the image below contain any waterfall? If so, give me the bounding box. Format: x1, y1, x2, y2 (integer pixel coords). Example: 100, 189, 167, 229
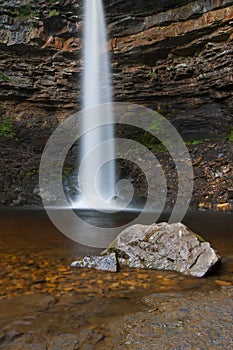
75, 0, 116, 208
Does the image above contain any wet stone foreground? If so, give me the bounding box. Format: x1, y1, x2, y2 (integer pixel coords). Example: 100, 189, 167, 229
1, 252, 233, 349
0, 210, 233, 349
0, 261, 233, 350
113, 287, 233, 349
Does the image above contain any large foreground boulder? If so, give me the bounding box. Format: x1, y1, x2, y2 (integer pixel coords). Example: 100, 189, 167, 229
104, 222, 221, 277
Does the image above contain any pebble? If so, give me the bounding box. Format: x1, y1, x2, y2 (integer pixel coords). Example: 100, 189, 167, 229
214, 279, 232, 287
1, 245, 232, 302
216, 203, 231, 212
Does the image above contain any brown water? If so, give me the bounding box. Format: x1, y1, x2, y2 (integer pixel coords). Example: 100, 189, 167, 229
0, 208, 232, 349
0, 208, 232, 301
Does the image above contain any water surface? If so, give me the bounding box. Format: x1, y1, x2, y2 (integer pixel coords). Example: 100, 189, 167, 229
0, 208, 232, 349
0, 208, 232, 301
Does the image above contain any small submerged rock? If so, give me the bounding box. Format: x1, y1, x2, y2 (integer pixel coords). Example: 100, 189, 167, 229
104, 222, 221, 278
71, 253, 118, 272
216, 202, 231, 212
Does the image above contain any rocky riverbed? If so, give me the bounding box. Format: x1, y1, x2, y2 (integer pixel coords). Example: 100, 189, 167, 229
0, 280, 232, 349
1, 253, 233, 350
0, 209, 233, 349
109, 287, 233, 350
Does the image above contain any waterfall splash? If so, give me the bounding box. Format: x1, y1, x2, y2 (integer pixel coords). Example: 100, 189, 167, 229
73, 0, 116, 209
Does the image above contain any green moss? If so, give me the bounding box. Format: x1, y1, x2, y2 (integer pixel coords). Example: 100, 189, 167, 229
50, 0, 65, 3
185, 140, 203, 146
12, 5, 36, 18
0, 74, 11, 82
153, 143, 168, 153
185, 139, 211, 146
23, 168, 38, 177
25, 169, 38, 177
105, 240, 117, 254
0, 116, 14, 138
49, 10, 60, 17
116, 122, 169, 154
147, 117, 165, 133
147, 69, 158, 80
194, 233, 206, 242
226, 128, 233, 142
62, 168, 72, 180
140, 134, 167, 153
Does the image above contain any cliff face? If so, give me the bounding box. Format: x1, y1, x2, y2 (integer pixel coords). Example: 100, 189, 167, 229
0, 0, 232, 137
0, 0, 82, 114
108, 0, 233, 139
0, 0, 232, 206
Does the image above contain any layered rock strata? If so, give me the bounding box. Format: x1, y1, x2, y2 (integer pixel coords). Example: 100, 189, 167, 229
0, 0, 232, 136
0, 0, 232, 206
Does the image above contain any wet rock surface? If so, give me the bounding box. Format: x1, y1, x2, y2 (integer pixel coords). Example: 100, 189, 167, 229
71, 253, 118, 272
112, 287, 233, 350
105, 222, 221, 277
0, 287, 233, 350
0, 287, 232, 349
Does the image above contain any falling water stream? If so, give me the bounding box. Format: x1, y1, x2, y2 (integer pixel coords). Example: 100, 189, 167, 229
75, 0, 116, 207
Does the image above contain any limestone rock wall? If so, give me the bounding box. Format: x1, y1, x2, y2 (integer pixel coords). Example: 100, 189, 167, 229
0, 0, 232, 138
108, 0, 233, 138
0, 0, 83, 114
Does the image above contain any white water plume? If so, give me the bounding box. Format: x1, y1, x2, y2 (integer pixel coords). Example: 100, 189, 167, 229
75, 0, 116, 208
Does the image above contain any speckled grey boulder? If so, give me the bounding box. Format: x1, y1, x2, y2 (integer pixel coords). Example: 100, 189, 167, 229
71, 252, 118, 272
105, 222, 221, 277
